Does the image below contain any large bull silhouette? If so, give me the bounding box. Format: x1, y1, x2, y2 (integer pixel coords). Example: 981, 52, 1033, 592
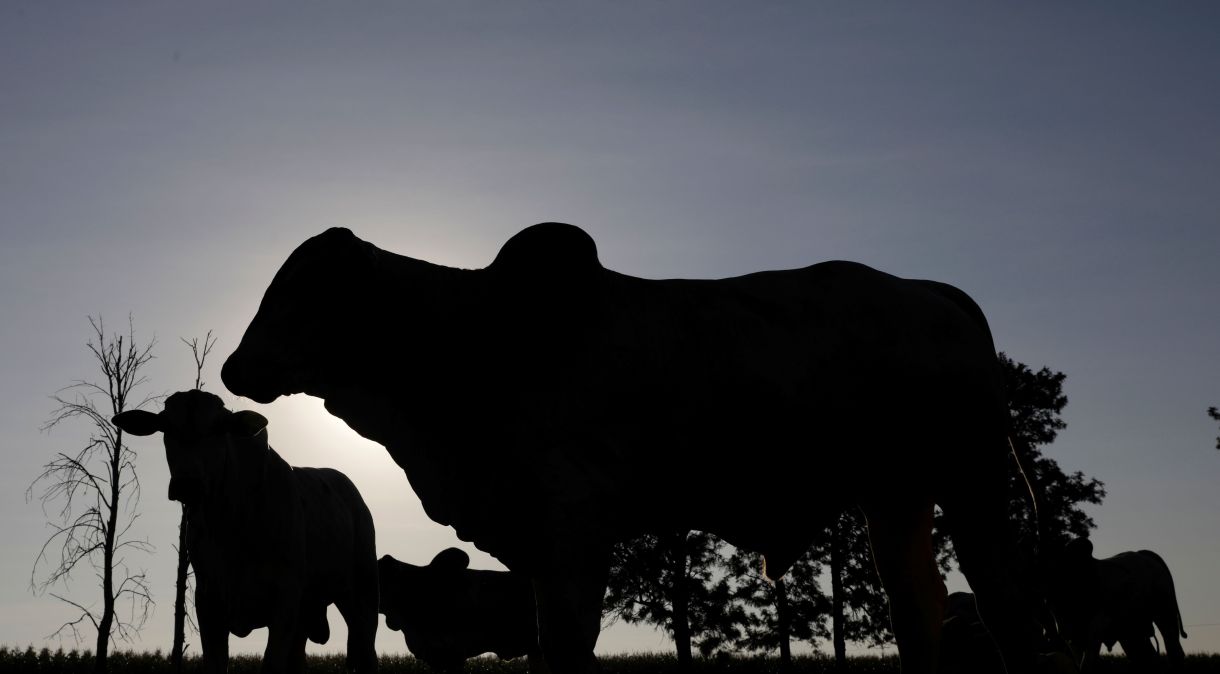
114, 390, 379, 674
222, 223, 1039, 673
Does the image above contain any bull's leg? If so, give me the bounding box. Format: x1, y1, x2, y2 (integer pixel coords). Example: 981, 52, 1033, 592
942, 449, 1040, 674
533, 541, 609, 674
865, 502, 945, 674
947, 536, 1040, 673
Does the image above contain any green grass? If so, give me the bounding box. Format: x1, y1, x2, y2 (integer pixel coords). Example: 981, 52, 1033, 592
2, 648, 1219, 673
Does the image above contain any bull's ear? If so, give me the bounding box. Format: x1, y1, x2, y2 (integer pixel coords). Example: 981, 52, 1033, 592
430, 548, 470, 571
226, 410, 269, 437
112, 410, 162, 436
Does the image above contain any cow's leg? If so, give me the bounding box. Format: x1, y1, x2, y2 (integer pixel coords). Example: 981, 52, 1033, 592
533, 540, 609, 674
336, 577, 379, 674
1118, 633, 1159, 673
196, 584, 229, 674
865, 501, 945, 674
262, 593, 306, 674
1155, 611, 1186, 672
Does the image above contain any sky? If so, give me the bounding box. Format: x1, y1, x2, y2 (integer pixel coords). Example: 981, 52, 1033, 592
2, 1, 1218, 659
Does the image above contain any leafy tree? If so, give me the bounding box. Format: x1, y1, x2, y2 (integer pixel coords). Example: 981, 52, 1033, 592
821, 510, 894, 669
724, 545, 830, 668
603, 531, 745, 666
27, 316, 157, 674
997, 353, 1105, 552
1209, 407, 1219, 450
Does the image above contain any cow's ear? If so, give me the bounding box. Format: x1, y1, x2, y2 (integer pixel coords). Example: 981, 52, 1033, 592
430, 548, 470, 571
226, 410, 269, 437
113, 410, 162, 436
1065, 537, 1094, 560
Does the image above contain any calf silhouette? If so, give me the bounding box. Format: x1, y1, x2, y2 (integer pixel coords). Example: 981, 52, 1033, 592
379, 549, 541, 673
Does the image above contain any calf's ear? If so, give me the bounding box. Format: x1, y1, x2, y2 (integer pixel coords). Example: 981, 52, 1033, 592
430, 548, 471, 571
226, 410, 269, 437
113, 410, 162, 436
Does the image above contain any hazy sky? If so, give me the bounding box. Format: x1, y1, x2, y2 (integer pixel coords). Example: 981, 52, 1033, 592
3, 2, 1218, 658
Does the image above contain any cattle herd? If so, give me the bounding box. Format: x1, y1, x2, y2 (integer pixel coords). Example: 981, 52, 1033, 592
117, 225, 1187, 674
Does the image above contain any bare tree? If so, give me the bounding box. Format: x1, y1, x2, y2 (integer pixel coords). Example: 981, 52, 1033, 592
170, 331, 214, 671
28, 316, 157, 674
1209, 406, 1219, 450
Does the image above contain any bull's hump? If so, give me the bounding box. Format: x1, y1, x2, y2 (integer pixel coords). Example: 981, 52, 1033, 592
490, 222, 601, 274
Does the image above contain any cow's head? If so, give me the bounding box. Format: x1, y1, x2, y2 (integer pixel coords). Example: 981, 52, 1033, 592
1044, 537, 1099, 644
112, 390, 268, 505
222, 227, 382, 404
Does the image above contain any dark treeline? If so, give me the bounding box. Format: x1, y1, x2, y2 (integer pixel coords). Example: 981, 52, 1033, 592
603, 354, 1106, 666
4, 649, 1220, 674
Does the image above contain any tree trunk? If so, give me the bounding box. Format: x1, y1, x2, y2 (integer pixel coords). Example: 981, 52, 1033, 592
171, 509, 190, 672
96, 436, 123, 674
775, 578, 792, 672
830, 517, 847, 673
669, 532, 693, 670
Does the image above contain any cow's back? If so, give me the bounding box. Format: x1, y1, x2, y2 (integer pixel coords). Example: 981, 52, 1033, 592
292, 466, 376, 591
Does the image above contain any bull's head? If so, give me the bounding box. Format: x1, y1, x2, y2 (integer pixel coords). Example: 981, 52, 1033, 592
222, 227, 383, 405
112, 390, 268, 505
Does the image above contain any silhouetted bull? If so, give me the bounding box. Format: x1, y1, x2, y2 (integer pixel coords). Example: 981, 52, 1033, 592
223, 224, 1042, 673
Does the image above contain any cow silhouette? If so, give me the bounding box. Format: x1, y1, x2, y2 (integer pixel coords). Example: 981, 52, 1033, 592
379, 548, 541, 673
113, 390, 378, 674
222, 223, 1041, 673
1048, 538, 1187, 672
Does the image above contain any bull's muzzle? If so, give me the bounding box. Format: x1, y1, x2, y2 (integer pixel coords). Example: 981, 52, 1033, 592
167, 476, 203, 504
221, 353, 279, 404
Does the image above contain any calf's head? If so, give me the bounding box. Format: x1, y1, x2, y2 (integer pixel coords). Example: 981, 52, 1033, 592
112, 390, 268, 505
378, 548, 471, 631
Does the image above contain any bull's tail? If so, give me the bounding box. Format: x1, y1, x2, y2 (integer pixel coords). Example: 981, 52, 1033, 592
1008, 435, 1043, 554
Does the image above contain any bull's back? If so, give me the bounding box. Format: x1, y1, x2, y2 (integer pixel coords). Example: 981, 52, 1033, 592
601, 262, 1005, 509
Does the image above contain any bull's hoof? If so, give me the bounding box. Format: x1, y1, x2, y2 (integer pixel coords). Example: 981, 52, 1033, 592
1037, 651, 1080, 674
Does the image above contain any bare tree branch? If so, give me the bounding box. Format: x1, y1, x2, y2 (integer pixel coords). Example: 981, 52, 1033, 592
29, 315, 157, 673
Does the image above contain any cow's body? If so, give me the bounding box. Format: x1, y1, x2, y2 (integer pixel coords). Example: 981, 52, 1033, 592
222, 224, 1041, 673
114, 391, 379, 674
1049, 539, 1187, 672
379, 550, 540, 673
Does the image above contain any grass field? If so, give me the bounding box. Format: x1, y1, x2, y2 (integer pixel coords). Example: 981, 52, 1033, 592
3, 648, 1219, 674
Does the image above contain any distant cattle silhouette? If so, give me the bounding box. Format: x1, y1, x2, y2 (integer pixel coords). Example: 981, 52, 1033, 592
938, 592, 1079, 674
379, 548, 541, 673
113, 390, 378, 674
1048, 537, 1187, 672
223, 223, 1043, 674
